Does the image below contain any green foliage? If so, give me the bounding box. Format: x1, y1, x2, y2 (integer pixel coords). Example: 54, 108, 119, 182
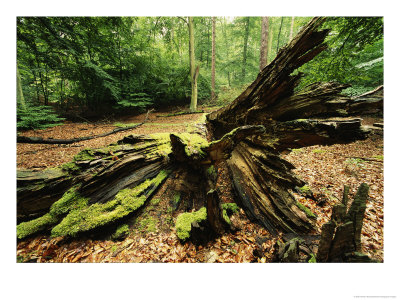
114, 92, 153, 112
17, 16, 383, 118
308, 253, 317, 263
17, 104, 65, 130
298, 17, 383, 94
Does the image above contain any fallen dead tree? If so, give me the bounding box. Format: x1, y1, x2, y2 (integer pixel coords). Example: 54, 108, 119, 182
17, 18, 383, 253
17, 109, 154, 145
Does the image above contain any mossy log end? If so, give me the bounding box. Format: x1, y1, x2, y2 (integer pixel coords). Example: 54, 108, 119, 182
17, 17, 383, 244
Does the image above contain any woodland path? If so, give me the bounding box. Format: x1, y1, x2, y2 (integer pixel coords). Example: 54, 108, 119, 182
16, 107, 383, 263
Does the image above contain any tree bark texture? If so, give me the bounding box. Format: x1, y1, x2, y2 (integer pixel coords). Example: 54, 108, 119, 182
211, 17, 216, 101
259, 16, 269, 71
17, 18, 383, 243
241, 17, 250, 82
188, 17, 198, 112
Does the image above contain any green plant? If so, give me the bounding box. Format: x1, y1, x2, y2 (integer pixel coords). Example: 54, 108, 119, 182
345, 158, 365, 167
17, 104, 65, 130
308, 253, 317, 263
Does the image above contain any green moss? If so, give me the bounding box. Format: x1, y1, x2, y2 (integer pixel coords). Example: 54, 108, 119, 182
138, 216, 157, 233
221, 203, 239, 225
147, 133, 173, 157
222, 210, 231, 225
49, 186, 88, 216
373, 155, 383, 160
111, 224, 130, 240
296, 202, 316, 218
175, 207, 207, 241
221, 203, 239, 214
299, 185, 311, 193
74, 149, 96, 161
61, 162, 81, 174
150, 198, 161, 206
50, 170, 169, 237
176, 133, 209, 157
17, 185, 88, 239
17, 213, 58, 239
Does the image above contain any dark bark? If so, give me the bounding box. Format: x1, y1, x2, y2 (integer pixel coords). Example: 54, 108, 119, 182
317, 184, 374, 262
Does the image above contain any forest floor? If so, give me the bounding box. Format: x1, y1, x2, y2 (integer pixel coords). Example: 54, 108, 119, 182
16, 107, 384, 263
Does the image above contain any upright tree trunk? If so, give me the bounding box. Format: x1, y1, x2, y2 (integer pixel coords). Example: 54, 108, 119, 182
211, 17, 216, 101
17, 64, 27, 110
289, 16, 295, 41
276, 17, 284, 53
241, 17, 250, 83
259, 16, 269, 71
188, 17, 199, 112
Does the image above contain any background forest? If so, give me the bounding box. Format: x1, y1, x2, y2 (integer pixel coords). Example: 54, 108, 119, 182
17, 16, 383, 130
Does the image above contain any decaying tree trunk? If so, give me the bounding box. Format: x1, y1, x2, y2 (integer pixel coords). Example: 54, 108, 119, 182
17, 18, 383, 248
317, 183, 374, 262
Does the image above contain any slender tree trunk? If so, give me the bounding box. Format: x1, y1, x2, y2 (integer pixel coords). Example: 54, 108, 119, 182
211, 17, 216, 101
289, 16, 295, 41
188, 17, 198, 112
259, 17, 269, 71
241, 17, 250, 83
17, 64, 27, 110
268, 27, 273, 62
206, 18, 210, 68
276, 17, 284, 53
